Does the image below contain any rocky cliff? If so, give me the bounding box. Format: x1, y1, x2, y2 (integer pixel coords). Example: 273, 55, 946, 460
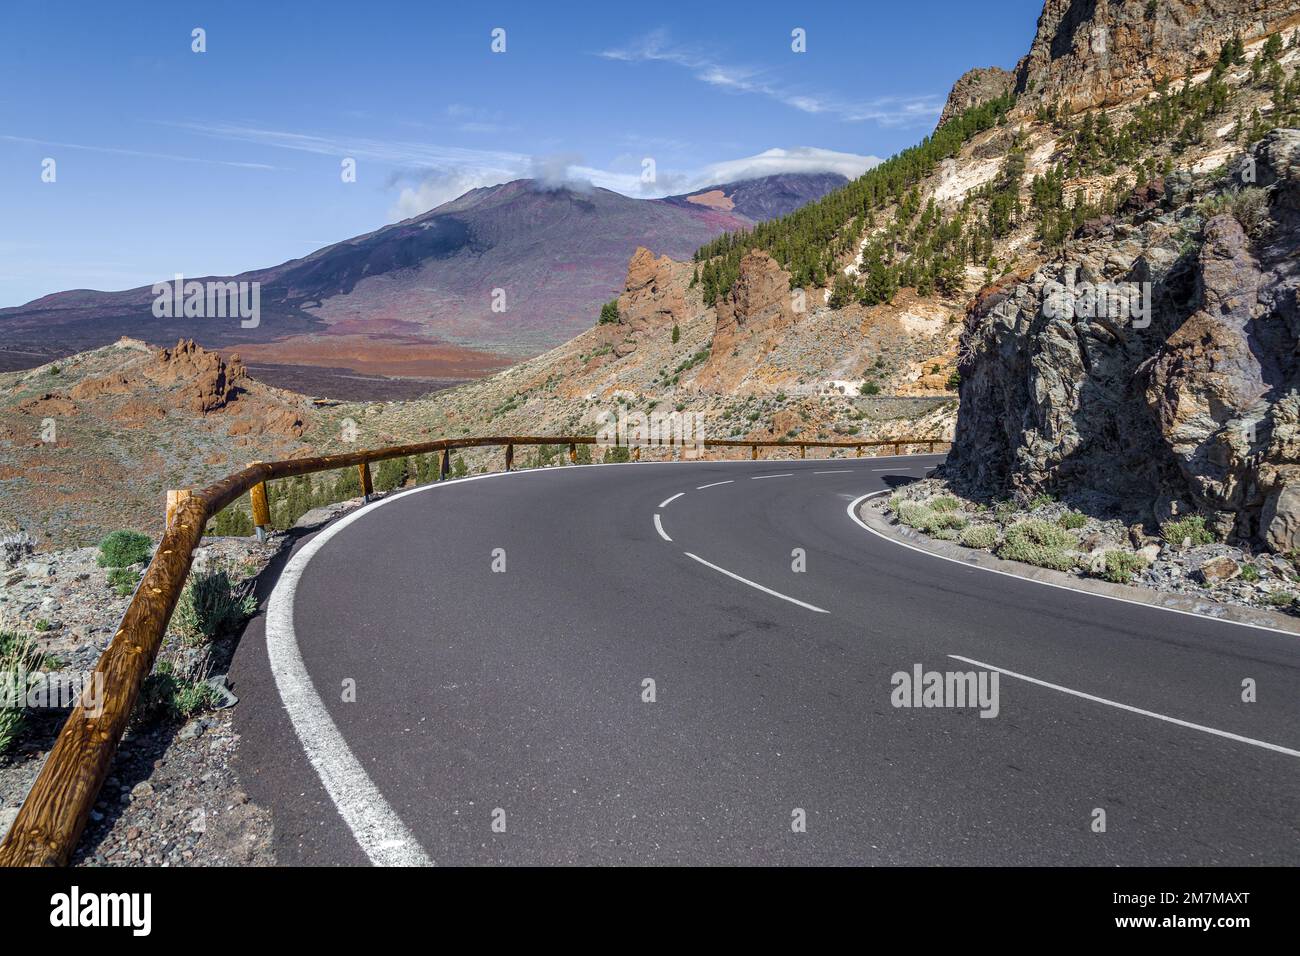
1014, 0, 1300, 112
939, 67, 1015, 127
946, 130, 1300, 551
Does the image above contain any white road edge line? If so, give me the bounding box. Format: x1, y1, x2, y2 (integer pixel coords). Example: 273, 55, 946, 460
948, 654, 1300, 759
751, 473, 794, 480
659, 492, 685, 508
846, 491, 1300, 639
683, 552, 829, 613
266, 505, 436, 866
654, 513, 672, 541
696, 480, 734, 490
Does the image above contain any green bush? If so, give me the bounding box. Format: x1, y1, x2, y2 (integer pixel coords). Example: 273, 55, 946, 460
0, 631, 42, 753
97, 530, 152, 568
996, 519, 1077, 571
859, 381, 881, 396
107, 566, 141, 597
170, 566, 256, 646
929, 494, 961, 512
1240, 564, 1260, 582
897, 501, 967, 535
1265, 590, 1295, 607
1100, 550, 1149, 584
136, 660, 220, 725
604, 446, 631, 464
1161, 515, 1215, 548
1197, 187, 1269, 236
957, 524, 999, 549
1058, 511, 1088, 530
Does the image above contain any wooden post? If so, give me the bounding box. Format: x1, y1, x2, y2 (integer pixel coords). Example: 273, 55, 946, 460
856, 446, 863, 457
751, 445, 758, 461
358, 461, 373, 500
165, 489, 192, 529
569, 442, 577, 465
440, 448, 451, 481
633, 446, 641, 462
505, 444, 514, 472
799, 444, 806, 460
893, 442, 901, 456
927, 441, 935, 453
248, 464, 271, 541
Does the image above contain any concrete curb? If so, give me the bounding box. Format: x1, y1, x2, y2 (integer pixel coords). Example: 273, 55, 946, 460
858, 493, 1300, 637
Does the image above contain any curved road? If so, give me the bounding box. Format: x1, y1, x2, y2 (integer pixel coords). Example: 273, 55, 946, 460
229, 457, 1300, 865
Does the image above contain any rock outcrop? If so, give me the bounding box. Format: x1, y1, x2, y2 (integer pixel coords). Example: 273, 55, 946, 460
945, 130, 1300, 550
1014, 0, 1300, 112
938, 67, 1014, 127
697, 250, 803, 391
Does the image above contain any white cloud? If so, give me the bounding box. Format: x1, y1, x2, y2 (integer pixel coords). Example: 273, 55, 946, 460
695, 147, 880, 187
598, 30, 942, 127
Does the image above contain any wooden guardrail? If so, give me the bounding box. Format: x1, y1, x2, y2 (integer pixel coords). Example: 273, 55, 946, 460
0, 432, 948, 866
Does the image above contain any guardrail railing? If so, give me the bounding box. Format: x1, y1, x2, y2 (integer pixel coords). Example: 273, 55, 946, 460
0, 433, 949, 865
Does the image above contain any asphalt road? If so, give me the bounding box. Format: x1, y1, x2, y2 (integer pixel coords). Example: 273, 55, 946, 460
229, 457, 1300, 865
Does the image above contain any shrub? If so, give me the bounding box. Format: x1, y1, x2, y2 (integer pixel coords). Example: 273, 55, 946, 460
859, 381, 881, 396
996, 519, 1077, 571
170, 566, 256, 646
1161, 515, 1214, 548
1197, 187, 1269, 236
1265, 590, 1296, 608
929, 494, 961, 512
107, 566, 140, 597
0, 631, 43, 752
136, 660, 220, 725
1058, 511, 1088, 530
603, 446, 631, 464
897, 501, 967, 535
957, 524, 999, 549
97, 530, 152, 568
1240, 563, 1260, 582
1100, 550, 1149, 584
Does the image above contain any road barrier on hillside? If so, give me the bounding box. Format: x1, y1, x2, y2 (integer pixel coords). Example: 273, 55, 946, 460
0, 433, 949, 866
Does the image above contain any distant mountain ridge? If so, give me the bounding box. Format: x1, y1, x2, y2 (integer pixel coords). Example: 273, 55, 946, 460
0, 171, 845, 394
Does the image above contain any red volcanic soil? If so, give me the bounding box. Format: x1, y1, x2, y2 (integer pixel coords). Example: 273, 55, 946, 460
230, 334, 511, 379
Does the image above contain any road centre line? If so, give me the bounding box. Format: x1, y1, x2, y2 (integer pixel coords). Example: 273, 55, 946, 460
654, 513, 672, 542
659, 492, 685, 508
696, 480, 734, 490
751, 473, 793, 480
683, 552, 829, 614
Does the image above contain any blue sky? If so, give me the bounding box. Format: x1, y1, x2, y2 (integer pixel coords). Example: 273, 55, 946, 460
0, 0, 1042, 306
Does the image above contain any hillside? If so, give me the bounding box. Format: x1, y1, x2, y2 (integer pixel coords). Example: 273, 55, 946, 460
0, 173, 844, 400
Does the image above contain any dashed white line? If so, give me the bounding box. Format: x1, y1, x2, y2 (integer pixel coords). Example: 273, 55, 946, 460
814, 470, 854, 475
683, 552, 829, 613
659, 492, 685, 508
948, 654, 1300, 759
696, 480, 735, 490
751, 473, 794, 480
654, 513, 672, 541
